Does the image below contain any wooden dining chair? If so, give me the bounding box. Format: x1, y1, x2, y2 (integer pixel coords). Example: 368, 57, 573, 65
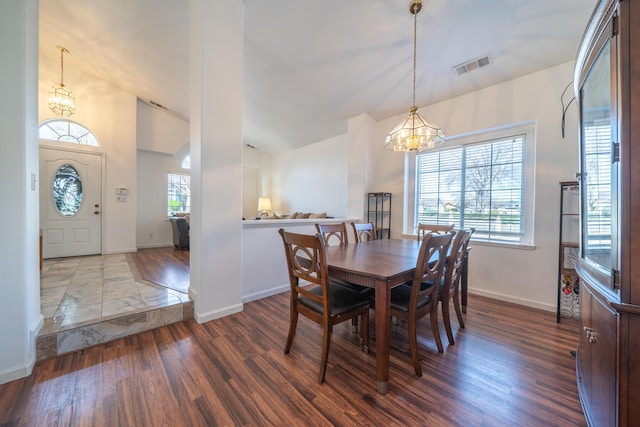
386, 232, 453, 376
351, 222, 377, 243
315, 223, 349, 246
417, 223, 454, 241
316, 222, 371, 331
278, 229, 370, 383
438, 228, 474, 345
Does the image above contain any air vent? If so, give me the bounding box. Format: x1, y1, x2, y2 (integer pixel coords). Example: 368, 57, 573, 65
148, 100, 168, 110
453, 55, 491, 75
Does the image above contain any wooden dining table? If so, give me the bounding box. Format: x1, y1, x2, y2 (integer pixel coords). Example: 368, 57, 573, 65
324, 238, 469, 394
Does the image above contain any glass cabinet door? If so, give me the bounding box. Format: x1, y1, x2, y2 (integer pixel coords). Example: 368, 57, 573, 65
579, 35, 618, 292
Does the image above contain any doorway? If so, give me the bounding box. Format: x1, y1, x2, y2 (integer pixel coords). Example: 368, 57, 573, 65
39, 146, 103, 259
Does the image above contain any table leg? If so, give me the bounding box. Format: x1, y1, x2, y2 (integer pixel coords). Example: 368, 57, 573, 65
375, 280, 391, 394
461, 251, 469, 313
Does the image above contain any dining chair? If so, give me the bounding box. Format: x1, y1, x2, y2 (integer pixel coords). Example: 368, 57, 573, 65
351, 222, 377, 243
278, 229, 370, 383
315, 223, 349, 246
385, 231, 453, 376
438, 228, 474, 345
417, 223, 454, 241
316, 222, 371, 331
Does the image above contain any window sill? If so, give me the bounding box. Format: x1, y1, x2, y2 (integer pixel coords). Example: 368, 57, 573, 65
402, 234, 536, 251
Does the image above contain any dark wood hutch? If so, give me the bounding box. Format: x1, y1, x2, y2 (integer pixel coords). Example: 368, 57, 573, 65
574, 0, 640, 425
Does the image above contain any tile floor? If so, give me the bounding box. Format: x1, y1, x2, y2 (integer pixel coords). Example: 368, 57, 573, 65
39, 253, 191, 336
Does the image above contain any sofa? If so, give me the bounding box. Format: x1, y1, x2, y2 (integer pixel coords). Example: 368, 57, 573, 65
170, 214, 190, 250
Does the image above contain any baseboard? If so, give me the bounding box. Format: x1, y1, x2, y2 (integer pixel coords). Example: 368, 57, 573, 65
103, 248, 138, 255
1, 314, 46, 384
0, 362, 32, 385
242, 284, 289, 303
469, 288, 556, 313
136, 243, 174, 249
195, 303, 244, 324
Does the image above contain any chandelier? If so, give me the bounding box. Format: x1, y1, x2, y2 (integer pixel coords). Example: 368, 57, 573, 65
48, 46, 75, 116
385, 0, 444, 152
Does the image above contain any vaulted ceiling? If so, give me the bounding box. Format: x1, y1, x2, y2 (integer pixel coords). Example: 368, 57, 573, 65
39, 0, 597, 154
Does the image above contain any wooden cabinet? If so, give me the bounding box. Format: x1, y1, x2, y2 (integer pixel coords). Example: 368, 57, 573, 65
577, 284, 618, 427
574, 0, 640, 425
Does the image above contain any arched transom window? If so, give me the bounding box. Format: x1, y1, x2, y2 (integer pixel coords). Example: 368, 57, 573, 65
181, 153, 191, 169
39, 119, 99, 146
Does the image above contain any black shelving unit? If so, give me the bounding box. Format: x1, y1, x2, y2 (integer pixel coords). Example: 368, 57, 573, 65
557, 180, 579, 322
367, 192, 391, 239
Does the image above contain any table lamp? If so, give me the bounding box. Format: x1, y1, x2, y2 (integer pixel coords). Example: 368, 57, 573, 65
258, 197, 272, 218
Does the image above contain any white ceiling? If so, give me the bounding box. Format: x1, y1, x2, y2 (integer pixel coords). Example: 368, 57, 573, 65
39, 0, 597, 154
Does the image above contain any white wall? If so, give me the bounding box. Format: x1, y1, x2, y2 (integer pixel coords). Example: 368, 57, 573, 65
242, 146, 273, 219
39, 52, 138, 255
0, 0, 41, 384
370, 61, 580, 311
189, 0, 244, 323
136, 100, 190, 248
137, 150, 182, 247
272, 134, 348, 217
137, 100, 189, 153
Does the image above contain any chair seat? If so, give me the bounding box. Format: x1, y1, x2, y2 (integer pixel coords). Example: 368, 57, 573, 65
330, 278, 374, 296
300, 284, 371, 316
389, 282, 435, 312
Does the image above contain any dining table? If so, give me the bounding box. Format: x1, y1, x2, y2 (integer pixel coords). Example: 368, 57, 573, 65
324, 238, 469, 394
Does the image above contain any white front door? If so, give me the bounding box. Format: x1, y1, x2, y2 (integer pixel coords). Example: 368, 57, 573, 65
40, 147, 103, 259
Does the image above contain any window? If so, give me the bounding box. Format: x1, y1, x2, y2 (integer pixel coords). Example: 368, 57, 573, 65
168, 173, 190, 216
53, 164, 83, 217
181, 153, 191, 169
413, 124, 534, 245
39, 119, 99, 146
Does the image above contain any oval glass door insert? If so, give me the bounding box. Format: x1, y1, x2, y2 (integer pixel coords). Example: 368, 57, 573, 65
53, 164, 83, 216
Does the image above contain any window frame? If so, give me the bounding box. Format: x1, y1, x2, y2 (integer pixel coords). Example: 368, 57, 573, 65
167, 171, 191, 217
404, 121, 536, 248
38, 119, 100, 146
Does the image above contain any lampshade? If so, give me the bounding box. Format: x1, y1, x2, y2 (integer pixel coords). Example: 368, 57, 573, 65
49, 46, 75, 117
385, 0, 444, 153
384, 106, 445, 152
258, 197, 272, 214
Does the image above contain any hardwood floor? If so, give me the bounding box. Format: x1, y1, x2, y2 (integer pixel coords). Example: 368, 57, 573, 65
1, 294, 585, 426
132, 246, 189, 293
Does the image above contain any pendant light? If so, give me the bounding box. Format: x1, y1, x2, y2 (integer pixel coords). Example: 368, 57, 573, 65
385, 0, 444, 152
48, 46, 75, 116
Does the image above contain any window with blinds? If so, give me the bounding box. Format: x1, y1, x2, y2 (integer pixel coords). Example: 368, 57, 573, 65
416, 135, 526, 243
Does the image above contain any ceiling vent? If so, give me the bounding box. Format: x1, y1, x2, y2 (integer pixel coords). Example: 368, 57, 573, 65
148, 100, 168, 110
453, 55, 491, 75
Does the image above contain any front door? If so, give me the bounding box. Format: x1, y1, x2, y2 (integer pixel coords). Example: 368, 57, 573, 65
39, 146, 103, 259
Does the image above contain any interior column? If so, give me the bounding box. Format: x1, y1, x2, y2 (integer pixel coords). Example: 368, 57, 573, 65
189, 0, 244, 321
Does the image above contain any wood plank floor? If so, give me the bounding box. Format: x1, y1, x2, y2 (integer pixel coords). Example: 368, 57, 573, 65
132, 246, 189, 293
1, 293, 585, 426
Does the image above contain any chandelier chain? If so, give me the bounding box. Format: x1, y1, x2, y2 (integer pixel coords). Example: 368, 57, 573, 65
58, 46, 69, 86
384, 0, 444, 152
412, 4, 417, 108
